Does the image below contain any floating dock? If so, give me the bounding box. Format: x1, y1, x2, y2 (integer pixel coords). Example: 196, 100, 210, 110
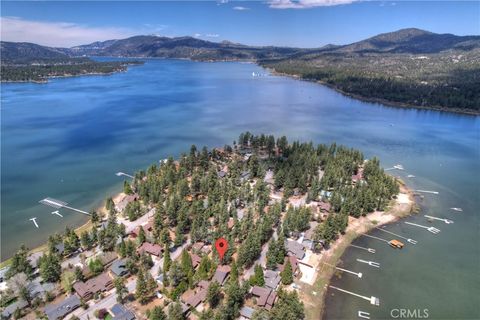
329, 285, 380, 306
39, 197, 90, 216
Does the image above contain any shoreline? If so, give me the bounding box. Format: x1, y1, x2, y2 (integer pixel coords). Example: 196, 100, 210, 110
301, 180, 417, 320
263, 68, 480, 116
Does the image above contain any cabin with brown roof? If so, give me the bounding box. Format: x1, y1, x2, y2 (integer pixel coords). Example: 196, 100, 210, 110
191, 253, 202, 269
318, 201, 331, 213
115, 194, 139, 213
137, 242, 163, 257
278, 256, 300, 276
213, 265, 231, 285
181, 281, 209, 309
73, 272, 114, 300
250, 286, 277, 310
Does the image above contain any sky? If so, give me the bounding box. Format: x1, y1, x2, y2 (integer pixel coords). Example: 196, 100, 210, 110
1, 1, 479, 48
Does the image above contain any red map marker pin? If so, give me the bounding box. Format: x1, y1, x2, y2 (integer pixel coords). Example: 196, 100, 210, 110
215, 237, 228, 262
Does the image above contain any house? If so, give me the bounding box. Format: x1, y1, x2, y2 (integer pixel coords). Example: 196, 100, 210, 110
302, 221, 319, 250
240, 306, 255, 319
137, 242, 163, 257
318, 201, 331, 213
110, 259, 129, 277
44, 295, 81, 320
110, 304, 136, 320
182, 283, 208, 309
73, 272, 114, 300
278, 256, 299, 276
115, 194, 139, 213
250, 286, 277, 310
264, 270, 281, 290
28, 279, 55, 300
213, 265, 231, 285
286, 240, 305, 260
27, 252, 43, 269
2, 299, 28, 319
54, 243, 65, 255
191, 253, 202, 269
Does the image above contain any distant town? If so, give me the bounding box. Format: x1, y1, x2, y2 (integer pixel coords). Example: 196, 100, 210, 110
0, 132, 412, 320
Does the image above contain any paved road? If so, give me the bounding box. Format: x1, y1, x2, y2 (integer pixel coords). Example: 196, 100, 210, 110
243, 241, 269, 280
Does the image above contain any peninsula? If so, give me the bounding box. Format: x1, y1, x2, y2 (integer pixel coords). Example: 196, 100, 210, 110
0, 133, 414, 320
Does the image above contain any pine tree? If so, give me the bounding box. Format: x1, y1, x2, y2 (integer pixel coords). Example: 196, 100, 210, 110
39, 253, 61, 283
135, 268, 149, 304
114, 277, 128, 303
138, 227, 146, 244
149, 306, 167, 320
167, 302, 185, 320
250, 264, 265, 287
280, 259, 293, 285
207, 281, 221, 308
163, 248, 172, 273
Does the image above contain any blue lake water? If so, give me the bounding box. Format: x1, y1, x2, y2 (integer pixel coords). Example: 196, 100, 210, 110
1, 59, 479, 318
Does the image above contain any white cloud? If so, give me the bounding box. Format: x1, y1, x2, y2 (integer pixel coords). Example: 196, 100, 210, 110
269, 0, 358, 9
233, 6, 250, 10
194, 33, 202, 38
205, 33, 220, 38
0, 17, 136, 47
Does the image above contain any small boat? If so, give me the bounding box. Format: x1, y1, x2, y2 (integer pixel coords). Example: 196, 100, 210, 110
389, 239, 404, 249
450, 207, 463, 212
407, 174, 415, 178
393, 164, 404, 170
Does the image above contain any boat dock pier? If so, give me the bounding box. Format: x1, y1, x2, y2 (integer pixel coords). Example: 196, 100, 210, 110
356, 259, 380, 268
415, 190, 439, 195
329, 285, 380, 306
350, 244, 376, 254
323, 262, 362, 278
405, 221, 440, 234
363, 233, 389, 243
376, 227, 418, 244
29, 217, 39, 228
39, 197, 90, 216
116, 172, 134, 179
424, 215, 453, 224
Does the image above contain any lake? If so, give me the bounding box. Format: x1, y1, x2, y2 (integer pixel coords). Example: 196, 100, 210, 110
1, 59, 478, 318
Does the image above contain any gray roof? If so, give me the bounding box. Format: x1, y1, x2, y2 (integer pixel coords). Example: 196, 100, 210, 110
54, 243, 65, 254
286, 240, 305, 260
2, 299, 28, 318
111, 304, 135, 320
240, 306, 255, 319
0, 267, 9, 281
110, 259, 128, 277
264, 270, 281, 290
28, 279, 55, 299
44, 295, 81, 320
